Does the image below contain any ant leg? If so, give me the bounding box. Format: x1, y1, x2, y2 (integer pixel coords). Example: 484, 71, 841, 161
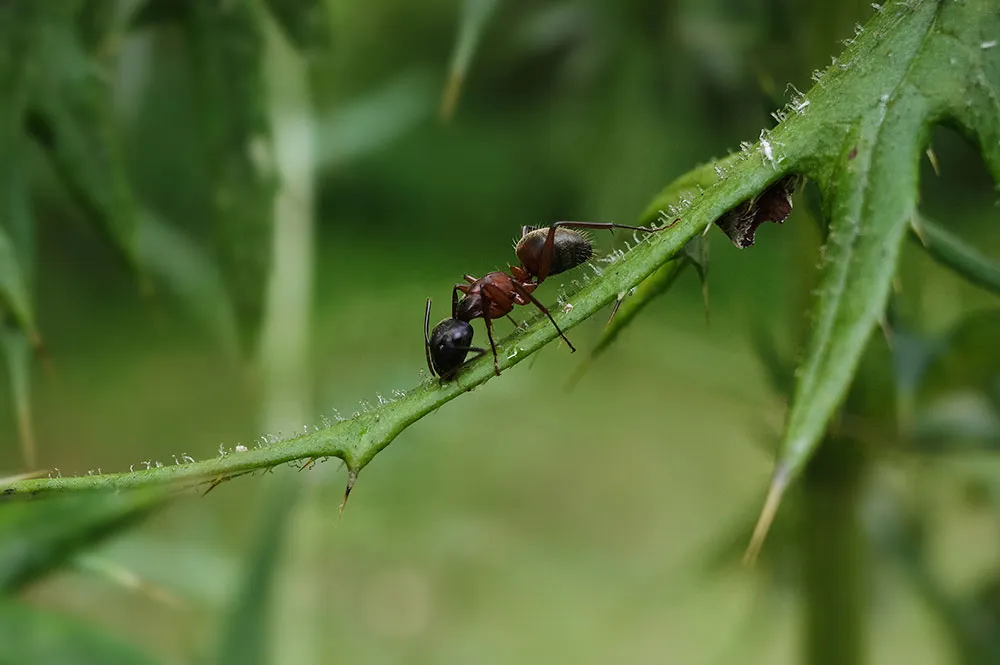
549, 220, 668, 234
480, 283, 515, 376
510, 282, 576, 353
463, 274, 478, 284
482, 313, 500, 376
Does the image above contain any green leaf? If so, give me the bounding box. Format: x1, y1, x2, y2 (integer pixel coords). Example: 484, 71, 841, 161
0, 2, 40, 465
137, 211, 241, 359
28, 4, 140, 268
0, 490, 163, 593
912, 214, 1000, 297
184, 0, 275, 355
749, 0, 1000, 556
441, 0, 499, 121
215, 478, 299, 665
261, 0, 331, 52
0, 601, 161, 665
0, 326, 36, 468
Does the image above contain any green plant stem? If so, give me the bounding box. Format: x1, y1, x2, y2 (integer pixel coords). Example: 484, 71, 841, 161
1, 153, 787, 497
801, 437, 867, 665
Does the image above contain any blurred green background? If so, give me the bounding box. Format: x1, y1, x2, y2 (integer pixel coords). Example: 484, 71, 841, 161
3, 0, 1000, 663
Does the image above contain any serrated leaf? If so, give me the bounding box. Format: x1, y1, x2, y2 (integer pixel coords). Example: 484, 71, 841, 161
748, 0, 1000, 556
262, 0, 331, 52
912, 214, 1000, 297
137, 211, 240, 359
440, 0, 499, 121
184, 0, 274, 355
215, 478, 299, 665
0, 326, 36, 468
0, 490, 163, 593
28, 4, 140, 268
0, 601, 161, 665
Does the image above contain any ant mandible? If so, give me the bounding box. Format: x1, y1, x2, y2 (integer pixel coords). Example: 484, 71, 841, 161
425, 220, 669, 379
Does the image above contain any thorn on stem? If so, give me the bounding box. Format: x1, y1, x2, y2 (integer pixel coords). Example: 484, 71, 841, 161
744, 466, 789, 565
606, 297, 624, 326
339, 470, 358, 519
202, 476, 226, 496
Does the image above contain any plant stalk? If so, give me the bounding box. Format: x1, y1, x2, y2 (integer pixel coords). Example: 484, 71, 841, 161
801, 436, 867, 665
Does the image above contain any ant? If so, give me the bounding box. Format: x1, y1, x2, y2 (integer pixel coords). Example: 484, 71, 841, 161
424, 220, 670, 379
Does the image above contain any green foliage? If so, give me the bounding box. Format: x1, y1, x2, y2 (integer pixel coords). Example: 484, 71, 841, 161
0, 489, 162, 593
5, 2, 999, 525
1, 1, 999, 664
0, 601, 161, 665
0, 0, 280, 463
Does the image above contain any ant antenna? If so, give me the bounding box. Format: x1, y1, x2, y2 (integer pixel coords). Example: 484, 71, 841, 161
423, 299, 436, 376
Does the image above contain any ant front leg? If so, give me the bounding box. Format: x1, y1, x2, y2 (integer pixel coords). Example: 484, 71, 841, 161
482, 312, 500, 376
481, 282, 515, 376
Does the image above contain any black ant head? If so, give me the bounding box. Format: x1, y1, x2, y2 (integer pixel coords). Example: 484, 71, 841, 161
424, 299, 476, 379
516, 227, 593, 278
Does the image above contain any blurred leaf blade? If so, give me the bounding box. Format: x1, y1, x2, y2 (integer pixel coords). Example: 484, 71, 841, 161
137, 211, 241, 359
0, 228, 38, 345
441, 0, 499, 121
184, 0, 275, 355
261, 0, 331, 52
29, 5, 140, 268
0, 601, 161, 665
77, 0, 119, 54
0, 490, 164, 593
0, 326, 36, 468
912, 214, 1000, 298
215, 478, 299, 665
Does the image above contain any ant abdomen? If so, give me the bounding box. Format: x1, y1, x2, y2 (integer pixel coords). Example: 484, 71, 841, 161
516, 227, 593, 278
